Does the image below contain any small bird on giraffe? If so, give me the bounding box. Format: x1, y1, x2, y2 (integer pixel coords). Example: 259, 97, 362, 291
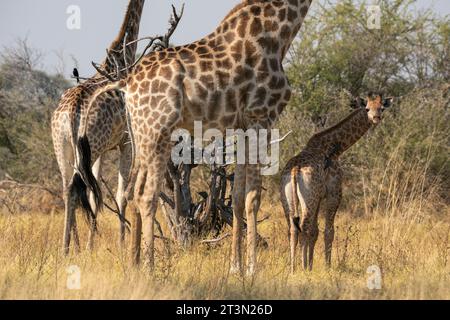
72, 68, 80, 84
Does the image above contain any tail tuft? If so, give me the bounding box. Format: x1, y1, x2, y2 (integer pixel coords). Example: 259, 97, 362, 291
72, 173, 97, 231
77, 135, 103, 215
293, 217, 301, 232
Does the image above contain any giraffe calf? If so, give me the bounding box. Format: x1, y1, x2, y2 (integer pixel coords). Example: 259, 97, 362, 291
280, 93, 393, 272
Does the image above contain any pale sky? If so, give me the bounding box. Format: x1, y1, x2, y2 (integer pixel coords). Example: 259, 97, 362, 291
0, 0, 448, 79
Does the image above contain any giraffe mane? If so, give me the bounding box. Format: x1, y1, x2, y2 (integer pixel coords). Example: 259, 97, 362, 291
107, 1, 140, 52
221, 0, 283, 22
307, 108, 364, 143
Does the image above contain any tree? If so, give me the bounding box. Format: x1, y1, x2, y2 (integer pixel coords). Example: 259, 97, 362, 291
278, 0, 450, 210
0, 39, 70, 187
286, 0, 449, 119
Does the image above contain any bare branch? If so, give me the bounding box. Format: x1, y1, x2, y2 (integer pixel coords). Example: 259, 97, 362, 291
162, 4, 185, 48
100, 176, 131, 228
91, 62, 115, 82
201, 233, 231, 244
90, 4, 184, 84
257, 215, 271, 224
122, 32, 129, 76
160, 191, 175, 209
270, 131, 292, 145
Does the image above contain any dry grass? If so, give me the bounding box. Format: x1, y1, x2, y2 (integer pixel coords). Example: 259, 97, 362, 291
0, 194, 449, 300
0, 88, 447, 300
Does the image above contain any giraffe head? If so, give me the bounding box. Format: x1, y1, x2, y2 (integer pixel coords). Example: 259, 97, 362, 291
352, 92, 393, 125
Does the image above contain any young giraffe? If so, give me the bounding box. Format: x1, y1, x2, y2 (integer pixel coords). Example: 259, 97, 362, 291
79, 0, 314, 273
51, 0, 145, 255
280, 93, 393, 272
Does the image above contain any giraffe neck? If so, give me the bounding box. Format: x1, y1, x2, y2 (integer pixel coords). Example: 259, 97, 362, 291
281, 0, 314, 58
213, 0, 313, 60
306, 108, 373, 158
102, 0, 145, 73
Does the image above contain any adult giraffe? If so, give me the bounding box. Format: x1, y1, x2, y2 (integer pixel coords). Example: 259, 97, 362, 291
52, 0, 145, 255
79, 0, 314, 273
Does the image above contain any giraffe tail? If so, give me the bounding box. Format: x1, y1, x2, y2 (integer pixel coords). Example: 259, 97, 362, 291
291, 167, 301, 232
71, 171, 98, 232
67, 93, 98, 230
76, 136, 102, 224
75, 80, 127, 222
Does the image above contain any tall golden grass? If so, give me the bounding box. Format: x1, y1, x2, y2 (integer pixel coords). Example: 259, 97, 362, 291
0, 190, 448, 300
0, 87, 448, 300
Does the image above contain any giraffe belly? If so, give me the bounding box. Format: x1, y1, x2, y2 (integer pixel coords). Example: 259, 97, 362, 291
181, 77, 238, 133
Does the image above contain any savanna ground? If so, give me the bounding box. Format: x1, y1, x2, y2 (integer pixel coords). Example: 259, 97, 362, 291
0, 0, 449, 300
0, 196, 449, 299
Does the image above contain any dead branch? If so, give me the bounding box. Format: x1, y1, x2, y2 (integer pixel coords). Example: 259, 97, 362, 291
89, 4, 184, 83
100, 176, 131, 228
155, 218, 165, 239
200, 232, 231, 244
0, 197, 14, 215
155, 235, 173, 243
122, 32, 129, 76
270, 131, 292, 145
92, 62, 115, 82
161, 4, 185, 48
257, 215, 271, 224
160, 191, 175, 209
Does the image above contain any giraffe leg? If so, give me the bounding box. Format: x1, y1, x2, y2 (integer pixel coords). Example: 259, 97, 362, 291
300, 201, 320, 271
130, 166, 147, 267
324, 173, 342, 268
292, 171, 310, 271
245, 164, 262, 276
289, 216, 299, 274
130, 204, 142, 266
231, 163, 246, 274
324, 206, 338, 268
280, 175, 296, 273
71, 212, 80, 253
59, 145, 76, 256
300, 218, 309, 271
62, 184, 76, 256
284, 206, 292, 243
117, 143, 131, 246
307, 213, 319, 271
127, 93, 181, 269
296, 173, 321, 271
86, 156, 102, 252
133, 141, 171, 271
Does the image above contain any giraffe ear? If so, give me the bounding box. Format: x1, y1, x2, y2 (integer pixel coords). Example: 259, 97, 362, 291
351, 97, 366, 109
383, 97, 394, 109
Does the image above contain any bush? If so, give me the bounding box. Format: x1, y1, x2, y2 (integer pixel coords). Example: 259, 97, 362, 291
0, 39, 70, 190
273, 0, 450, 215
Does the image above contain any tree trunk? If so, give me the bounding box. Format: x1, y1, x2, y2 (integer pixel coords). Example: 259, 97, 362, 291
159, 161, 268, 249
